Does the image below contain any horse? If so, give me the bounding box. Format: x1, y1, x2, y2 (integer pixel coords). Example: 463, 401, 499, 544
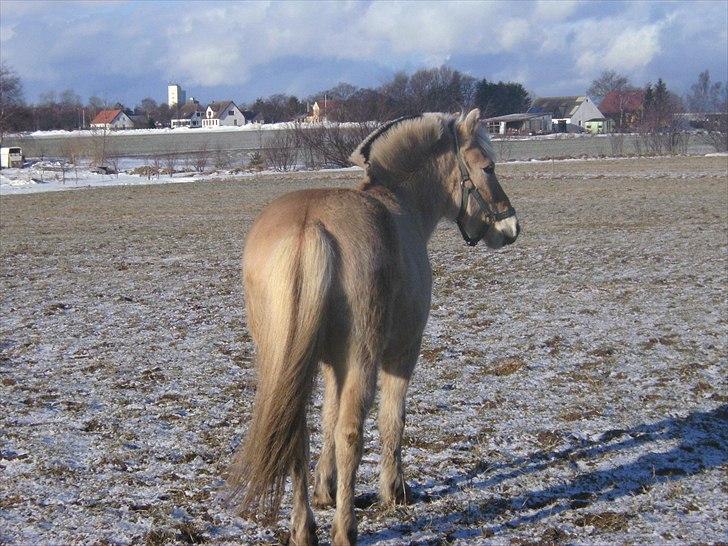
228, 108, 520, 545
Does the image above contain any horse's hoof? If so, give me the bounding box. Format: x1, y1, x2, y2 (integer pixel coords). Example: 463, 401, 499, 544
382, 478, 413, 506
331, 525, 356, 546
287, 521, 319, 546
312, 490, 336, 508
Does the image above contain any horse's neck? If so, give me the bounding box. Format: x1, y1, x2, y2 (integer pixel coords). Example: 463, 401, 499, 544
364, 170, 451, 241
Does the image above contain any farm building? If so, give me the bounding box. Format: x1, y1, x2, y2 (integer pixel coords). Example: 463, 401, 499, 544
90, 109, 135, 130
202, 101, 246, 127
529, 96, 604, 132
583, 118, 614, 134
486, 113, 552, 135
171, 101, 206, 129
599, 90, 645, 131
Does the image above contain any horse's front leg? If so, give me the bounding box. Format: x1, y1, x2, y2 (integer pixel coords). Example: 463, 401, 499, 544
378, 352, 417, 505
332, 362, 377, 546
313, 362, 339, 508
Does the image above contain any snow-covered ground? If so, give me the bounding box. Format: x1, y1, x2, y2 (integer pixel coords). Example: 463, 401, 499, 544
0, 159, 362, 196
0, 156, 726, 545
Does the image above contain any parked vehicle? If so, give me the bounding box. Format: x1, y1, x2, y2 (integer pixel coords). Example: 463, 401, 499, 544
0, 147, 24, 168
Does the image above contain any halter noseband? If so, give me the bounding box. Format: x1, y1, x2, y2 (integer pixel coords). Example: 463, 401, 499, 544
451, 122, 516, 246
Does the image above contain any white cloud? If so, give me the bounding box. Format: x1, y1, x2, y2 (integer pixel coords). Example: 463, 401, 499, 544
602, 24, 662, 71
0, 0, 725, 101
534, 0, 579, 22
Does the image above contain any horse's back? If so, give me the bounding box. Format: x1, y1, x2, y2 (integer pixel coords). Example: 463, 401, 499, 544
244, 186, 402, 362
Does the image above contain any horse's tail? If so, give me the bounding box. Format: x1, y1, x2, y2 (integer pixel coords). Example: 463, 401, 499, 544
228, 221, 333, 521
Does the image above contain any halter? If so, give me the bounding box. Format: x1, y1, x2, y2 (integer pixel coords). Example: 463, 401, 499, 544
451, 123, 516, 246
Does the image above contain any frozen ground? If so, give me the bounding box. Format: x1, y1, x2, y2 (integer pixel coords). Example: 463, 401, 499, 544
0, 156, 726, 545
0, 160, 363, 196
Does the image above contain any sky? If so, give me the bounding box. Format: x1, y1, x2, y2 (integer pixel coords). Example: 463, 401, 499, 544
1, 0, 726, 107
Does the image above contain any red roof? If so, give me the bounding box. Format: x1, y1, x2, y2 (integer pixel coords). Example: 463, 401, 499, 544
91, 109, 123, 124
599, 90, 644, 115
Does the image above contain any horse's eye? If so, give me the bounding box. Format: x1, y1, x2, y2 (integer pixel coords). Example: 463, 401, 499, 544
484, 165, 495, 175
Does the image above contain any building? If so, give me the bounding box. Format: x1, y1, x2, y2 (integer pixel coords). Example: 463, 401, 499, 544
202, 101, 246, 127
171, 100, 205, 129
529, 96, 604, 132
583, 118, 614, 134
486, 113, 552, 135
306, 100, 340, 123
599, 90, 645, 131
168, 84, 186, 107
90, 109, 135, 130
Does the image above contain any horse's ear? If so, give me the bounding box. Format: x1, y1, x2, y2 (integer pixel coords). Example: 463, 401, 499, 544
463, 108, 481, 135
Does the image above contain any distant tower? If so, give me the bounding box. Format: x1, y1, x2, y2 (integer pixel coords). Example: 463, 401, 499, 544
168, 83, 186, 107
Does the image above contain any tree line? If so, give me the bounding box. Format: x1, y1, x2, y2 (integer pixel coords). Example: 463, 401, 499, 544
0, 64, 531, 135
1, 62, 725, 138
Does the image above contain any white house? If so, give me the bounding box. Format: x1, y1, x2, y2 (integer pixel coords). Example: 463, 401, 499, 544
171, 100, 205, 129
528, 96, 604, 132
90, 109, 135, 130
202, 101, 246, 127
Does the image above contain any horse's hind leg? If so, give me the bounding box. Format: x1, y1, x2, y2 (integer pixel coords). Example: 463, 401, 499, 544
378, 351, 417, 505
313, 362, 339, 508
332, 362, 377, 546
290, 430, 318, 546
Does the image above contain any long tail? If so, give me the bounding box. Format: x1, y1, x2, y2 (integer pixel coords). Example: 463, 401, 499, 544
228, 221, 333, 521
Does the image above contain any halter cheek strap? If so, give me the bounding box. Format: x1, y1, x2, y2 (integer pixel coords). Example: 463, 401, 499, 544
451, 123, 516, 246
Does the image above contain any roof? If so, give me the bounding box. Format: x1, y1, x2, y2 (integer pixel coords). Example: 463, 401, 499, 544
599, 90, 644, 115
207, 101, 236, 115
91, 109, 123, 125
528, 96, 585, 118
177, 102, 204, 118
486, 112, 548, 123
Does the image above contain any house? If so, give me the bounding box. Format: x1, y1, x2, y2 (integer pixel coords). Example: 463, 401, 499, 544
486, 112, 552, 135
599, 90, 645, 131
306, 100, 340, 123
90, 109, 135, 130
202, 101, 246, 127
171, 101, 206, 129
528, 96, 603, 132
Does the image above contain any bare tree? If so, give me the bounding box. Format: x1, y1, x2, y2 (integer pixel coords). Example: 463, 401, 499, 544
163, 148, 179, 176
294, 122, 373, 168
59, 137, 83, 183
263, 125, 299, 171
194, 145, 210, 173
89, 126, 111, 167
587, 70, 631, 104
0, 64, 24, 138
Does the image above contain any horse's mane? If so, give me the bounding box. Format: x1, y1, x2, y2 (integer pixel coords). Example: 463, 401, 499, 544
350, 112, 495, 177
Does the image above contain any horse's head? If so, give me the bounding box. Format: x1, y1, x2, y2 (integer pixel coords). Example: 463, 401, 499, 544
450, 108, 520, 249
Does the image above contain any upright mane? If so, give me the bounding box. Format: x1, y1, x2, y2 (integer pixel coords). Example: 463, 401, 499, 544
350, 112, 496, 179
350, 113, 448, 175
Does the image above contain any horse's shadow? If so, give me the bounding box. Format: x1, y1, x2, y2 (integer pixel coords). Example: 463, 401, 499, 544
359, 404, 728, 543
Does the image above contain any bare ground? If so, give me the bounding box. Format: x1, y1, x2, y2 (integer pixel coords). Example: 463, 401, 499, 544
1, 156, 727, 545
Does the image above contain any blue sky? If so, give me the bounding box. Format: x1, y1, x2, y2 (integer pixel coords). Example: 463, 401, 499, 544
1, 0, 726, 107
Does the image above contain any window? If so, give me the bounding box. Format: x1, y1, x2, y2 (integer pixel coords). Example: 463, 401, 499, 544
229, 110, 234, 115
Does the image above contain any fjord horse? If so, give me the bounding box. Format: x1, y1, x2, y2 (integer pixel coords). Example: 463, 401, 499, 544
229, 109, 519, 545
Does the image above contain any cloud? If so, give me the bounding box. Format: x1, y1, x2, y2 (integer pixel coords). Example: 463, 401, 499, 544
0, 0, 725, 103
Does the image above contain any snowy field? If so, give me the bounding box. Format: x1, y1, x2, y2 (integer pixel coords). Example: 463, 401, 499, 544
1, 156, 726, 545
